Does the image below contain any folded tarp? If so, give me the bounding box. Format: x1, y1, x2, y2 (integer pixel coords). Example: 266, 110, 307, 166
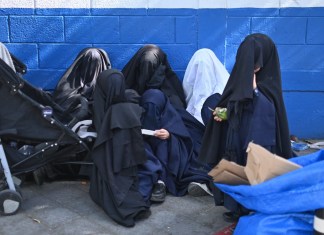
234, 212, 314, 235
216, 149, 324, 234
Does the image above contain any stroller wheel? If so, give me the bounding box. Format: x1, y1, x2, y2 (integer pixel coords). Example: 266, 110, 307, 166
0, 182, 23, 198
0, 189, 22, 216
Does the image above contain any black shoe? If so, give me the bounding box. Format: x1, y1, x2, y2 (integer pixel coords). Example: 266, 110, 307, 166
222, 212, 241, 223
150, 181, 166, 202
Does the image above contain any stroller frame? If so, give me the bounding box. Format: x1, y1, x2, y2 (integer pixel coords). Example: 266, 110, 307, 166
0, 57, 94, 215
0, 136, 21, 215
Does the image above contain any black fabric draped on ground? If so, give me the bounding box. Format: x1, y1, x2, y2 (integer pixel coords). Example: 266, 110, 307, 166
89, 69, 150, 227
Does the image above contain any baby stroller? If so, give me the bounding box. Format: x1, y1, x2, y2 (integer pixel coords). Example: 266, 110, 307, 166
0, 56, 95, 216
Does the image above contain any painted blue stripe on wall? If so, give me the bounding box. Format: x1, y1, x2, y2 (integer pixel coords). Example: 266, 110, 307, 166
1, 6, 324, 138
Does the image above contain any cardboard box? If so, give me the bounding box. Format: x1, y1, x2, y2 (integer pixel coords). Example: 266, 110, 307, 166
208, 142, 302, 185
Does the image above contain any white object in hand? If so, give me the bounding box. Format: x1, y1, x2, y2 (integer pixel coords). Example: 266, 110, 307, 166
141, 129, 156, 136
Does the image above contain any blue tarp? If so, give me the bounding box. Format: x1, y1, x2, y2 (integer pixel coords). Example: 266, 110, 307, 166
216, 150, 324, 234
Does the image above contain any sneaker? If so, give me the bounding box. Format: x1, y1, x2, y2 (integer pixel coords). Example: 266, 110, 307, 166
150, 180, 166, 202
188, 182, 213, 197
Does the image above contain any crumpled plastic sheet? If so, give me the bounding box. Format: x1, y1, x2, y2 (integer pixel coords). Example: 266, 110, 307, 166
215, 150, 324, 234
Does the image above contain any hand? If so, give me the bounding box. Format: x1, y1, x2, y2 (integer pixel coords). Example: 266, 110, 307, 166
214, 115, 223, 122
154, 129, 170, 140
213, 107, 223, 122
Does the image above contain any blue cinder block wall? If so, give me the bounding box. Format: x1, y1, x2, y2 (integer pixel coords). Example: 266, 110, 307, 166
1, 1, 324, 139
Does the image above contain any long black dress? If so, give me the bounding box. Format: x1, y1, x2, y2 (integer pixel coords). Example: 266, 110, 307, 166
89, 69, 150, 227
199, 33, 292, 212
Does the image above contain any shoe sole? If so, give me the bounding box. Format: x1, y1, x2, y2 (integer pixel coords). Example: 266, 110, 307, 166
188, 182, 212, 197
188, 186, 209, 197
150, 195, 166, 202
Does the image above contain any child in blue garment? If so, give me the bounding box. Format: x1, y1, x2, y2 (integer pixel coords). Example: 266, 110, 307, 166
123, 45, 213, 197
138, 89, 212, 202
199, 33, 292, 222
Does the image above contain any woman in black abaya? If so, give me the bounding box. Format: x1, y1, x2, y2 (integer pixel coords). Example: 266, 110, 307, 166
53, 48, 111, 120
39, 48, 111, 180
89, 69, 150, 227
199, 33, 292, 221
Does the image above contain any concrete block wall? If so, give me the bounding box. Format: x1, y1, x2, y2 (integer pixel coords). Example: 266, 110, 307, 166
1, 0, 324, 138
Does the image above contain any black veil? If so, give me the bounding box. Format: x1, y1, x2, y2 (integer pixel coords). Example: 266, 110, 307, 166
53, 48, 111, 118
122, 44, 186, 109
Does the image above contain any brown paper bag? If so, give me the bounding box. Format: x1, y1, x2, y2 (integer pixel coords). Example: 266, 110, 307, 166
245, 142, 302, 185
212, 170, 250, 185
208, 159, 249, 185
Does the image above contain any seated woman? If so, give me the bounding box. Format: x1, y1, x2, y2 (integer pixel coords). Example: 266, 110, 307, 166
138, 89, 212, 202
89, 69, 150, 227
182, 48, 229, 124
199, 33, 293, 222
53, 47, 111, 121
32, 48, 111, 182
123, 45, 212, 196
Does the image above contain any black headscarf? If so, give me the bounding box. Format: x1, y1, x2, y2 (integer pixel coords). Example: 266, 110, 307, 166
53, 48, 111, 113
199, 33, 292, 165
92, 69, 126, 130
122, 44, 186, 109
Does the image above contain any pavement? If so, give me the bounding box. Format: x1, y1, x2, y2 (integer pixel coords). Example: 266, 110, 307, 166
0, 179, 232, 235
1, 140, 321, 235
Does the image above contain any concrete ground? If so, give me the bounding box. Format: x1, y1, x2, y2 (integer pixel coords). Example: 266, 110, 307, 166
0, 180, 232, 235
1, 141, 320, 235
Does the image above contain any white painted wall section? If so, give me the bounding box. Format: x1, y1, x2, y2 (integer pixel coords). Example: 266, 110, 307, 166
1, 0, 324, 8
